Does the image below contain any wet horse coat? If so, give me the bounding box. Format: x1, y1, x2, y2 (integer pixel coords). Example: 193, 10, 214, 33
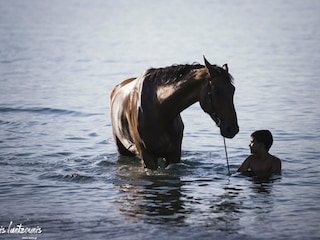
110, 57, 239, 169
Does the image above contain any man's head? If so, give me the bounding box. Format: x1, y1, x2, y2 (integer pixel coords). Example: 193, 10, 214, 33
250, 130, 273, 152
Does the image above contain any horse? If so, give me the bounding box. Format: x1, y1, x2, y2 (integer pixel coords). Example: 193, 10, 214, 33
110, 56, 239, 170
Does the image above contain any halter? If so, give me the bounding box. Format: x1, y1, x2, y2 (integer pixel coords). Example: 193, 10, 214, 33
206, 79, 221, 127
206, 78, 231, 175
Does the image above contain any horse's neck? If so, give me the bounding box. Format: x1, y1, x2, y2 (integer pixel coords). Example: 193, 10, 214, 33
158, 77, 206, 122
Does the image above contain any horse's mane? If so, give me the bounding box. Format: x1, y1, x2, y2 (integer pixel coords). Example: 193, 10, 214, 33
144, 63, 204, 85
144, 63, 233, 85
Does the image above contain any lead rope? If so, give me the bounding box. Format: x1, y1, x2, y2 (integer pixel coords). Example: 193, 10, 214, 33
207, 80, 231, 176
223, 137, 231, 176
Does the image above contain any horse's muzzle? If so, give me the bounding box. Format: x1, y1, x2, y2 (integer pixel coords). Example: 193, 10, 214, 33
220, 123, 239, 139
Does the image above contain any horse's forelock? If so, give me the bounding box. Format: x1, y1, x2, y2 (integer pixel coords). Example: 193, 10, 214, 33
212, 65, 234, 84
194, 65, 234, 85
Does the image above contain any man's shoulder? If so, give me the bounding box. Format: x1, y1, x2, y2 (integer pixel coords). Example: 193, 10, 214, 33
270, 154, 281, 163
269, 154, 282, 173
247, 154, 257, 161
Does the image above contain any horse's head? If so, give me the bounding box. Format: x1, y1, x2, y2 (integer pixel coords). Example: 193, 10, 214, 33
199, 57, 239, 138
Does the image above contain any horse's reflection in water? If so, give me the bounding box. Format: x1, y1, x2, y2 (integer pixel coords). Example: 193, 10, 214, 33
114, 158, 185, 224
114, 158, 246, 227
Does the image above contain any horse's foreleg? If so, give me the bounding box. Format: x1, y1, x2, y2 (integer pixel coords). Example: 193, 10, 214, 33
140, 148, 158, 170
165, 116, 184, 166
165, 148, 181, 167
164, 134, 183, 166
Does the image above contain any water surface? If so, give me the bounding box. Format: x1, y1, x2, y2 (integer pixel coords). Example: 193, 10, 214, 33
0, 0, 319, 239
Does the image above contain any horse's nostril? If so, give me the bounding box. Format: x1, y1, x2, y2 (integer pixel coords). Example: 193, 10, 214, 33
223, 125, 239, 138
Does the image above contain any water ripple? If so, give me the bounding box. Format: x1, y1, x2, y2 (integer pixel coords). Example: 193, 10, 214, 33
38, 172, 95, 183
0, 106, 100, 117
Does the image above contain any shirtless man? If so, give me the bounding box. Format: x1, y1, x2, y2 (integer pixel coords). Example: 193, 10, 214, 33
238, 130, 281, 179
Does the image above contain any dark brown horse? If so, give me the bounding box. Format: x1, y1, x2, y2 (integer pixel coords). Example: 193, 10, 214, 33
110, 57, 239, 169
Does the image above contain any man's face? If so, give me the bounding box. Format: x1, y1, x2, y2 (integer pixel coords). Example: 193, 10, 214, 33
249, 136, 262, 154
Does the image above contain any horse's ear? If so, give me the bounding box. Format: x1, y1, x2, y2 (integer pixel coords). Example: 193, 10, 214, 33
203, 55, 211, 69
203, 56, 214, 76
223, 64, 228, 72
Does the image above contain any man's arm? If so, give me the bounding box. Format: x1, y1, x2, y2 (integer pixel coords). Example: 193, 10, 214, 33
237, 156, 255, 177
237, 157, 250, 172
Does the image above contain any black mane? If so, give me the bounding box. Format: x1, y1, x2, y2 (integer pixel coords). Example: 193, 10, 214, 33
144, 64, 204, 85
144, 63, 233, 85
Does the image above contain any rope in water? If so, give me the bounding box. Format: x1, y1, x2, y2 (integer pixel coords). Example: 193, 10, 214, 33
223, 137, 231, 175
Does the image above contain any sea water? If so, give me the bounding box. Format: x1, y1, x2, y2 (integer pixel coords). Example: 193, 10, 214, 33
0, 0, 319, 239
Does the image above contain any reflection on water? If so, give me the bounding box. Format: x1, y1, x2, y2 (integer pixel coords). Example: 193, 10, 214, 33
116, 176, 184, 224
112, 154, 286, 238
114, 156, 247, 232
115, 158, 185, 224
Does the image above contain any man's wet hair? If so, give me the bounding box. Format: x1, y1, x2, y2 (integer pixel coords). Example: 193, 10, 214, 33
251, 130, 273, 151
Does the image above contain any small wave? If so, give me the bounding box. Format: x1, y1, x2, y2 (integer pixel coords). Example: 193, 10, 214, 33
0, 106, 99, 117
96, 159, 117, 167
1, 57, 31, 64
62, 173, 94, 182
39, 172, 94, 183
